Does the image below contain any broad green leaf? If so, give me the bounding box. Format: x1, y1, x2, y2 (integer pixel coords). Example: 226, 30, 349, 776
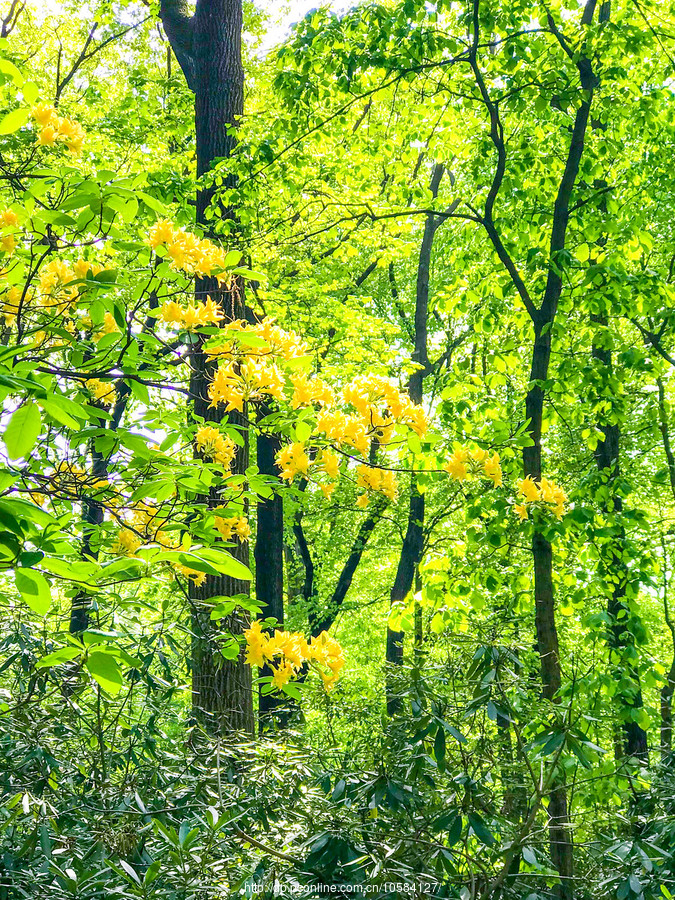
15, 568, 51, 615
4, 402, 41, 460
86, 652, 124, 695
38, 398, 80, 430
0, 107, 28, 134
36, 647, 81, 668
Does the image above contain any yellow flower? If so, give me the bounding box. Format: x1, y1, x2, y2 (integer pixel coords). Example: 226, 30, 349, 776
444, 449, 469, 480
318, 449, 340, 480
276, 442, 309, 481
86, 378, 115, 406
31, 103, 58, 127
356, 493, 369, 508
320, 483, 335, 499
0, 209, 19, 228
148, 219, 175, 248
113, 528, 142, 556
173, 562, 207, 586
517, 476, 540, 503
291, 374, 314, 408
160, 300, 184, 324
514, 503, 529, 522
73, 259, 102, 279
539, 477, 558, 504
244, 619, 269, 668
37, 125, 57, 146
271, 660, 296, 689
195, 424, 236, 469
356, 464, 397, 501
102, 312, 120, 334
208, 363, 245, 411
483, 452, 502, 487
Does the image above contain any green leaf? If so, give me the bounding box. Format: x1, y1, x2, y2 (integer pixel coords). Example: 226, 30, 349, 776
0, 107, 29, 134
468, 813, 495, 847
38, 398, 80, 430
434, 726, 446, 771
36, 647, 81, 668
191, 548, 252, 581
4, 402, 41, 460
0, 59, 23, 85
86, 652, 124, 695
15, 568, 51, 615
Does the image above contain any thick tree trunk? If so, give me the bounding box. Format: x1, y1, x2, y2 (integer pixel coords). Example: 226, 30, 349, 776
255, 424, 287, 727
161, 0, 252, 732
523, 325, 574, 898
188, 335, 253, 733
385, 164, 443, 713
591, 318, 648, 760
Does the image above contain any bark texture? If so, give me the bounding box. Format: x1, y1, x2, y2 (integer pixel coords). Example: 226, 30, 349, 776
385, 164, 443, 713
162, 0, 252, 733
255, 424, 286, 726
591, 316, 648, 760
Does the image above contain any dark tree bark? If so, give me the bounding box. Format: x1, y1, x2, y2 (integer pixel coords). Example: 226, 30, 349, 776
470, 0, 606, 886
69, 446, 105, 634
657, 379, 675, 758
591, 317, 648, 760
385, 163, 444, 714
70, 382, 133, 634
255, 423, 286, 726
161, 0, 253, 734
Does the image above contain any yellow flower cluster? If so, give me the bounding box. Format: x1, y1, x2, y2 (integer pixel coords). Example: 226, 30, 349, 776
174, 563, 207, 587
1, 285, 22, 323
206, 317, 307, 362
0, 208, 19, 255
147, 220, 230, 280
291, 373, 334, 409
205, 319, 307, 411
98, 311, 120, 337
112, 527, 143, 556
356, 464, 397, 505
160, 298, 223, 330
443, 446, 503, 486
514, 476, 567, 521
244, 620, 345, 690
209, 358, 287, 411
31, 103, 85, 153
73, 259, 103, 280
86, 378, 115, 406
277, 442, 310, 481
316, 409, 370, 453
194, 424, 236, 469
275, 445, 345, 497
342, 374, 428, 442
39, 259, 78, 311
214, 514, 250, 542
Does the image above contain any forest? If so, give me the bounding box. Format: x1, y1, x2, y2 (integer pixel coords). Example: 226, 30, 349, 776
0, 0, 674, 897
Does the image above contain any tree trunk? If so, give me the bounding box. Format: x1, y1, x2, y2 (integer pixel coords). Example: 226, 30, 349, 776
255, 423, 287, 727
524, 324, 574, 898
385, 164, 443, 714
162, 0, 252, 732
591, 317, 648, 760
657, 381, 675, 758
